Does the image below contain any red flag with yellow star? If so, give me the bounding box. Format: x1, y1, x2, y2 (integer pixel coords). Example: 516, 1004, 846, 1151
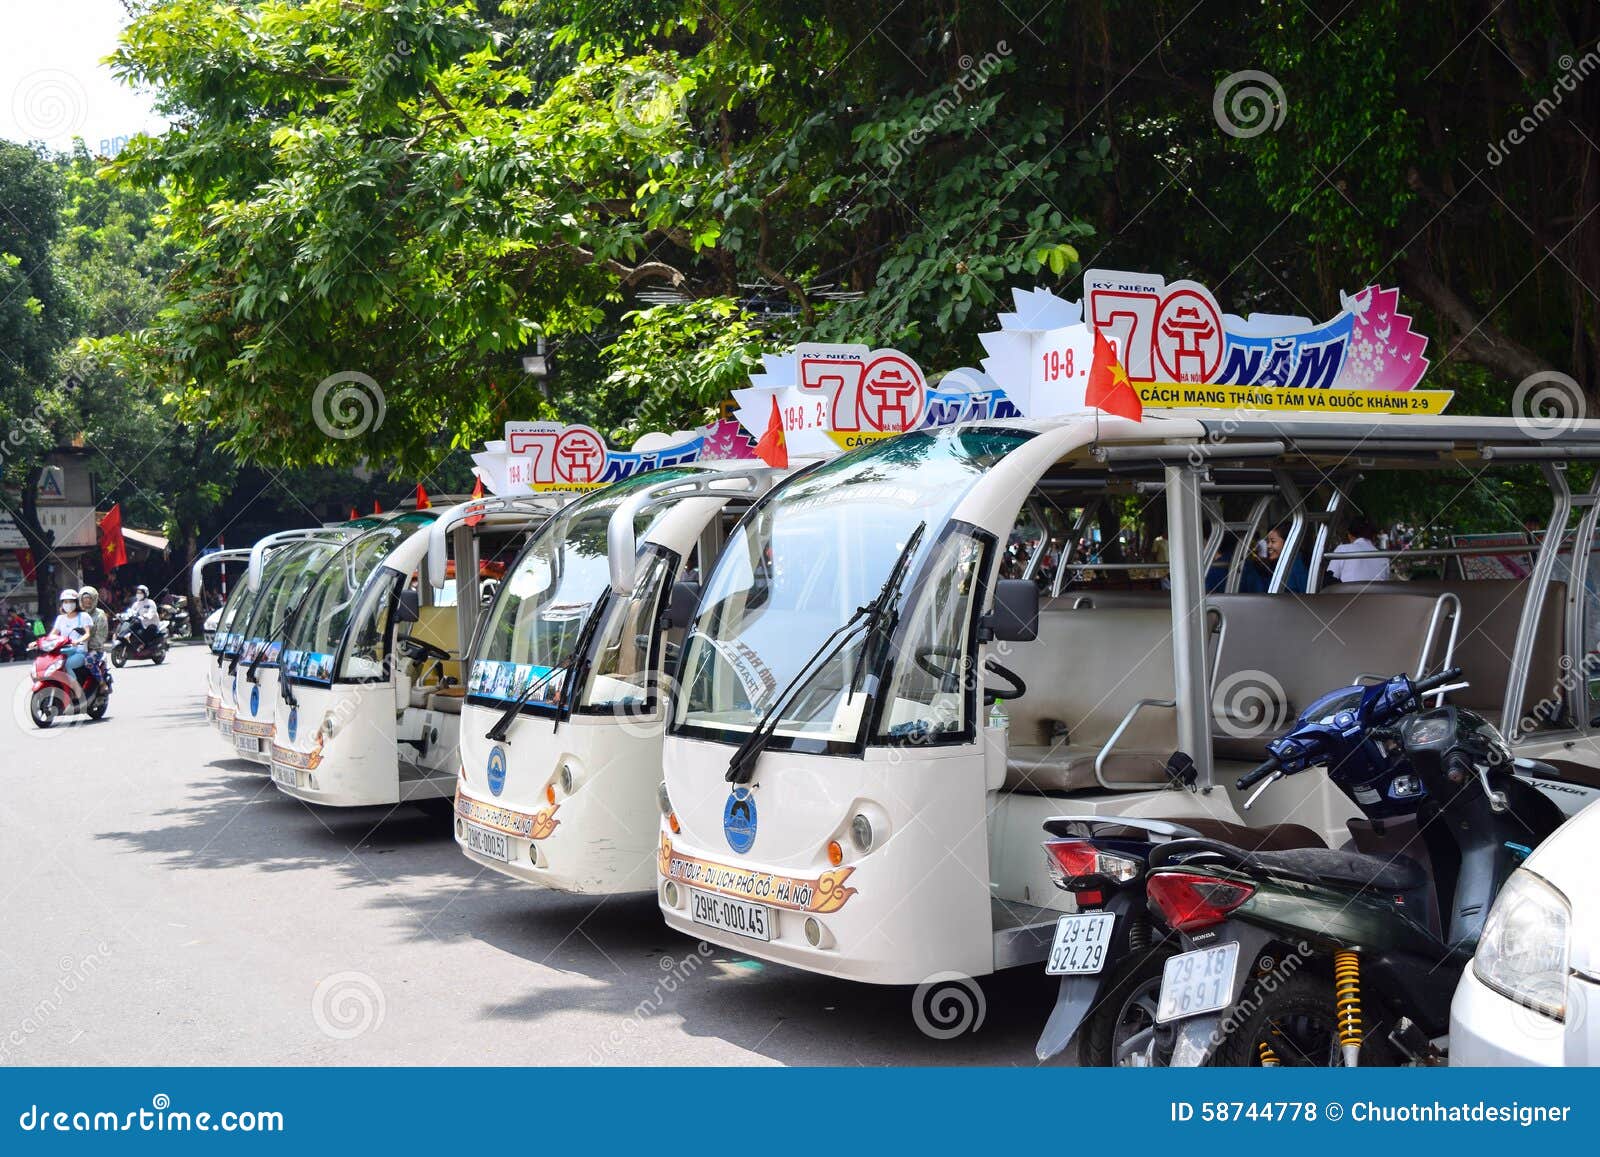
1085, 330, 1142, 422
465, 477, 485, 527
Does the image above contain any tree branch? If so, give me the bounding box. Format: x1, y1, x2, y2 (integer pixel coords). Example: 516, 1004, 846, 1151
1400, 257, 1556, 382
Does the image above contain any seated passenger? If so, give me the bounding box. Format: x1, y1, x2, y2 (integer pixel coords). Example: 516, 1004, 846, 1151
1327, 517, 1391, 584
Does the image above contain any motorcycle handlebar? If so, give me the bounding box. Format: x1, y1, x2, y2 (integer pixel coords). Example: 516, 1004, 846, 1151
1235, 756, 1281, 791
1413, 666, 1463, 695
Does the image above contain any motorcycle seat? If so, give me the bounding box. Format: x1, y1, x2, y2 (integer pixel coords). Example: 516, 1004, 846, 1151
1154, 838, 1427, 893
1249, 847, 1428, 893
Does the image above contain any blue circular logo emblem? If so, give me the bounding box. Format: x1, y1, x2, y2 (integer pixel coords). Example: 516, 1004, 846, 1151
487, 746, 507, 797
287, 706, 298, 742
723, 788, 757, 854
249, 684, 260, 717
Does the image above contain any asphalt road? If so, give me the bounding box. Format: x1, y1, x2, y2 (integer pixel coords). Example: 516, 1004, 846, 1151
0, 643, 1059, 1066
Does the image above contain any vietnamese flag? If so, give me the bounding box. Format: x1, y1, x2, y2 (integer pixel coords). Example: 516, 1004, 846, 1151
349, 507, 359, 521
754, 396, 789, 469
98, 503, 128, 572
16, 549, 36, 580
415, 483, 431, 510
465, 477, 485, 527
1085, 329, 1142, 422
373, 500, 382, 515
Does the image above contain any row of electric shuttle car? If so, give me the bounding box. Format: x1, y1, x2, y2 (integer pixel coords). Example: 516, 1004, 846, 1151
197, 410, 1600, 1065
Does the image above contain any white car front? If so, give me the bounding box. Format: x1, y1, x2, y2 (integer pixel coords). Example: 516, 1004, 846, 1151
1451, 801, 1600, 1066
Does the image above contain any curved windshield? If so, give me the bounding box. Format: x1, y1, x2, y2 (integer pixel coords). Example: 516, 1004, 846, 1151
212, 579, 256, 655
471, 469, 698, 709
675, 427, 1031, 746
282, 515, 432, 684
237, 538, 349, 668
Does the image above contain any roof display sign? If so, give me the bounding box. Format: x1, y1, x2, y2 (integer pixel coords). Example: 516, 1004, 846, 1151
979, 271, 1452, 416
472, 418, 757, 496
732, 345, 1018, 457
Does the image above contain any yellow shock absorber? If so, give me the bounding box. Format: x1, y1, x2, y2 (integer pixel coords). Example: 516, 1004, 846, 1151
1333, 950, 1364, 1066
1257, 1040, 1281, 1067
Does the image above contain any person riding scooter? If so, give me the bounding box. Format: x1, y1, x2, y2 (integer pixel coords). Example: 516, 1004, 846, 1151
128, 585, 162, 650
50, 589, 93, 679
78, 585, 111, 660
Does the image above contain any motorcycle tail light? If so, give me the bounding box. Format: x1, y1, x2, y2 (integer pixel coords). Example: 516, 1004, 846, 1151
1146, 871, 1256, 932
1042, 839, 1141, 889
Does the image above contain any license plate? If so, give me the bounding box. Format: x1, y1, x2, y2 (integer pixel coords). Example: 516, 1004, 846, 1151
235, 734, 260, 754
689, 888, 772, 941
1045, 912, 1116, 975
463, 823, 511, 863
1156, 942, 1240, 1022
270, 764, 297, 789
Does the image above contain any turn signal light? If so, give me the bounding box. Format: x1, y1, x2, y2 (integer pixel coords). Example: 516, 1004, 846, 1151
668, 812, 681, 834
1146, 871, 1256, 932
827, 841, 843, 867
545, 783, 557, 806
1042, 839, 1141, 889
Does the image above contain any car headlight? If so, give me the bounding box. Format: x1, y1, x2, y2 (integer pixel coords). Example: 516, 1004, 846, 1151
1472, 869, 1571, 1021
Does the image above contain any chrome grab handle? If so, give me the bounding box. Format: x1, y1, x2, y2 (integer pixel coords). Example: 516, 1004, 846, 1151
1094, 697, 1178, 792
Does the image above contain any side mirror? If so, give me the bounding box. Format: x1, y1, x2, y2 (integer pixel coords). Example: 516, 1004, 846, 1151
395, 588, 420, 624
663, 581, 701, 631
983, 579, 1039, 643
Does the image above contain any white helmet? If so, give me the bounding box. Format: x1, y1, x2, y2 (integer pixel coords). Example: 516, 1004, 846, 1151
58, 588, 79, 607
78, 585, 99, 606
136, 584, 150, 598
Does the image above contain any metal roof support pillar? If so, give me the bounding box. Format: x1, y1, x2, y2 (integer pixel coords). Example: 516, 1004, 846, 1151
1166, 463, 1213, 790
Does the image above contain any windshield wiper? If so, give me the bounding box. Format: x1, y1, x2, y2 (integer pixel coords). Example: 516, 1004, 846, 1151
726, 522, 925, 785
484, 664, 564, 742
485, 590, 612, 743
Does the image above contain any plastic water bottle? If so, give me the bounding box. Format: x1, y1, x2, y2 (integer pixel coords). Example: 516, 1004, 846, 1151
988, 698, 1008, 730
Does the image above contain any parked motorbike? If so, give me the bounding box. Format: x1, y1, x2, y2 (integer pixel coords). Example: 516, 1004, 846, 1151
1131, 666, 1567, 1066
159, 598, 192, 640
1034, 784, 1327, 1065
28, 633, 113, 728
112, 610, 169, 667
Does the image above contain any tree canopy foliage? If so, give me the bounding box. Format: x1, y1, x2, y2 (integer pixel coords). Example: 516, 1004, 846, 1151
88, 0, 1600, 476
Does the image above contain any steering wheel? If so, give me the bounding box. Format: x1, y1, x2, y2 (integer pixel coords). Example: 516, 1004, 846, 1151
914, 645, 967, 685
400, 637, 452, 664
982, 657, 1026, 706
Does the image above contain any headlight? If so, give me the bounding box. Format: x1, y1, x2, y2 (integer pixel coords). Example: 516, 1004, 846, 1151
1472, 869, 1571, 1021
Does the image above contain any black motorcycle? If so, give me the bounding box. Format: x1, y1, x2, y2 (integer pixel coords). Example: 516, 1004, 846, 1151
1133, 667, 1566, 1066
111, 610, 169, 667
